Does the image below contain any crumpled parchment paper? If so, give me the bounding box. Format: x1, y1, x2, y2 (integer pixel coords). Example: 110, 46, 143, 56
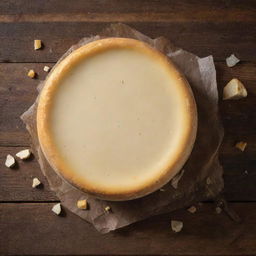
21, 23, 224, 233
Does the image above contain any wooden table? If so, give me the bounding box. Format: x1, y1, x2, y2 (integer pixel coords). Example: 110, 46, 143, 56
1, 1, 256, 255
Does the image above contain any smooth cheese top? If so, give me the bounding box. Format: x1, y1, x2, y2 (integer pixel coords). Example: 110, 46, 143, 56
37, 38, 197, 201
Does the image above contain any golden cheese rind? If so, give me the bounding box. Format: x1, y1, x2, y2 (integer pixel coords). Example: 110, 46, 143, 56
37, 38, 197, 201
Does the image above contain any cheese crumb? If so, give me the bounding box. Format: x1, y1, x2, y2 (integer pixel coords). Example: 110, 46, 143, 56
52, 203, 61, 215
171, 220, 183, 233
32, 177, 41, 188
5, 154, 15, 168
187, 206, 197, 214
16, 149, 31, 160
77, 199, 87, 210
34, 39, 42, 50
235, 141, 247, 152
27, 69, 36, 78
171, 169, 185, 189
104, 206, 111, 212
215, 207, 222, 214
206, 177, 212, 185
226, 54, 240, 67
223, 78, 247, 100
43, 66, 50, 72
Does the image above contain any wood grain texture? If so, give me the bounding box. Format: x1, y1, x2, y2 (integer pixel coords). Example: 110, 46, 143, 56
1, 202, 256, 255
1, 22, 256, 63
0, 147, 57, 202
0, 144, 255, 202
1, 62, 256, 146
1, 1, 256, 255
0, 0, 255, 22
0, 62, 255, 201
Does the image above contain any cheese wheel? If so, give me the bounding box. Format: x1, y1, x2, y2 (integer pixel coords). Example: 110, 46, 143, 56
37, 38, 197, 201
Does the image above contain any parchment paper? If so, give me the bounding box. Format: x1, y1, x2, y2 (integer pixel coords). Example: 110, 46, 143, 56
21, 24, 224, 233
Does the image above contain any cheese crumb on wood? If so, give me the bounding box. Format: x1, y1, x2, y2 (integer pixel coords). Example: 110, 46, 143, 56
104, 206, 111, 212
215, 207, 222, 214
52, 203, 61, 215
77, 199, 87, 210
34, 39, 42, 50
32, 177, 41, 188
16, 149, 31, 160
171, 169, 185, 189
27, 69, 36, 78
43, 66, 50, 72
171, 220, 183, 233
5, 154, 15, 168
235, 141, 247, 151
226, 54, 240, 67
223, 78, 247, 100
187, 206, 197, 214
206, 177, 212, 185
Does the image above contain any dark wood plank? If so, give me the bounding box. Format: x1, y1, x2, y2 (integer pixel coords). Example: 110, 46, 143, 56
0, 22, 256, 63
1, 202, 256, 255
1, 144, 255, 202
0, 63, 48, 146
0, 0, 255, 22
0, 62, 256, 201
1, 62, 255, 146
0, 146, 57, 201
0, 1, 255, 62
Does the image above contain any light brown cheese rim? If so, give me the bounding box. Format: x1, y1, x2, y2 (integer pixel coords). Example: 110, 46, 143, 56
37, 38, 198, 201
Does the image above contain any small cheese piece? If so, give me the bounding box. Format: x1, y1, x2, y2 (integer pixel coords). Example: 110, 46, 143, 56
226, 54, 240, 67
16, 149, 31, 160
223, 78, 247, 100
34, 39, 42, 50
215, 207, 222, 214
171, 169, 185, 189
104, 206, 111, 212
32, 177, 41, 188
43, 66, 50, 72
77, 199, 87, 210
206, 177, 212, 185
52, 203, 61, 215
171, 220, 183, 233
235, 141, 247, 152
27, 69, 36, 78
5, 154, 15, 168
187, 206, 197, 214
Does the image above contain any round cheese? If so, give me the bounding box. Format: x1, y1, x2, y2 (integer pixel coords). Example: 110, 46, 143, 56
37, 38, 197, 201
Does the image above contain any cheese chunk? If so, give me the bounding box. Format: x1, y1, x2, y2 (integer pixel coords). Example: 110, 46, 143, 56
37, 38, 197, 201
44, 66, 50, 72
52, 203, 61, 215
27, 70, 35, 78
235, 141, 247, 151
16, 149, 31, 160
32, 177, 41, 188
171, 220, 183, 232
104, 206, 111, 212
223, 78, 247, 100
77, 199, 87, 209
5, 154, 15, 168
187, 206, 197, 214
34, 40, 42, 50
215, 207, 222, 214
226, 54, 240, 67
